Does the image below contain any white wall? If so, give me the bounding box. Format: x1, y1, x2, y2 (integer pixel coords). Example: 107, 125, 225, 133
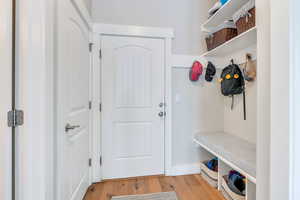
256, 0, 271, 199
171, 56, 224, 174
223, 80, 257, 144
92, 0, 214, 55
83, 0, 92, 14
208, 45, 258, 144
270, 0, 290, 199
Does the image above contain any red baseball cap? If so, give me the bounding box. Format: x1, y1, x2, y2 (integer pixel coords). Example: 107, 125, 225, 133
189, 61, 203, 81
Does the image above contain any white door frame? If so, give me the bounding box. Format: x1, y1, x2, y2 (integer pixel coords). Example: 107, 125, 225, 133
269, 0, 300, 200
0, 0, 12, 199
92, 24, 174, 181
290, 0, 300, 199
270, 0, 292, 200
16, 0, 93, 200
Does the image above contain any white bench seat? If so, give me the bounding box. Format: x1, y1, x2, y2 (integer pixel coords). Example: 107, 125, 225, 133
194, 132, 256, 182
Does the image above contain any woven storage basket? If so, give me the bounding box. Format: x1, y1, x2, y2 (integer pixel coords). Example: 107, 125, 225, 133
213, 28, 237, 47
221, 176, 245, 200
236, 7, 256, 34
205, 21, 237, 51
200, 161, 218, 188
205, 35, 215, 51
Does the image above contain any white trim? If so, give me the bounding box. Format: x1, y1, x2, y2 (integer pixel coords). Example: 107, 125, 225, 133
290, 0, 300, 199
93, 23, 174, 38
91, 33, 102, 183
17, 0, 54, 199
71, 0, 92, 30
270, 0, 291, 199
0, 0, 12, 199
168, 163, 201, 176
164, 38, 173, 175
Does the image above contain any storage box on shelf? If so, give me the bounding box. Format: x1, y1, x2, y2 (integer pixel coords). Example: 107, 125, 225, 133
203, 0, 256, 57
233, 0, 256, 35
235, 7, 255, 34
200, 161, 218, 188
205, 21, 237, 51
202, 27, 256, 57
214, 27, 237, 48
221, 176, 245, 200
202, 0, 251, 31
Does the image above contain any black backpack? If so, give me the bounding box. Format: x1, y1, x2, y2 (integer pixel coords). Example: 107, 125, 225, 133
220, 60, 246, 120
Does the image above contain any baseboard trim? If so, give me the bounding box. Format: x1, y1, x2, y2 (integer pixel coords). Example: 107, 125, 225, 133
167, 163, 201, 176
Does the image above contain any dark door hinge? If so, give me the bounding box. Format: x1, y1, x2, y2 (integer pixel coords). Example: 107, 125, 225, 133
89, 101, 92, 110
99, 103, 102, 112
99, 49, 102, 59
89, 158, 92, 167
89, 43, 93, 52
7, 110, 24, 128
100, 156, 102, 166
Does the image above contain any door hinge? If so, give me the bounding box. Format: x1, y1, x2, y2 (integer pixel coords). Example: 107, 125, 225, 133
89, 158, 92, 167
99, 49, 102, 59
100, 156, 102, 166
7, 110, 24, 128
89, 43, 93, 52
89, 101, 92, 110
99, 103, 102, 112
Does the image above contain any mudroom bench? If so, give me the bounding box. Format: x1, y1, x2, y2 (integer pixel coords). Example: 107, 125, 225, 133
194, 132, 257, 200
194, 132, 256, 182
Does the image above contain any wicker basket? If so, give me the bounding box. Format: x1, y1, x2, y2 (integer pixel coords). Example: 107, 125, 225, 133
205, 21, 238, 51
200, 161, 218, 188
236, 7, 256, 34
213, 28, 237, 47
205, 35, 215, 51
221, 176, 245, 200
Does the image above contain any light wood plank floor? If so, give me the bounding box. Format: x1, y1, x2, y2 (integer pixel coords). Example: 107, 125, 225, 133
84, 174, 225, 200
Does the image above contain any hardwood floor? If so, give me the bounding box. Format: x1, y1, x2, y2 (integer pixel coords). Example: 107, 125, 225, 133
84, 174, 225, 200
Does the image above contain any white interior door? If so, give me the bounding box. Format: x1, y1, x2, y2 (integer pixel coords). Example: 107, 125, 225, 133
0, 1, 12, 199
56, 1, 91, 200
102, 35, 165, 179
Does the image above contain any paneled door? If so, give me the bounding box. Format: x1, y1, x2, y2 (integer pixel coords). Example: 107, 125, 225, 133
102, 35, 165, 179
0, 0, 12, 199
56, 0, 91, 200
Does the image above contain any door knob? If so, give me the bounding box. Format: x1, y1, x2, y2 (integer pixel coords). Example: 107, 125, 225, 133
65, 123, 80, 132
158, 111, 165, 117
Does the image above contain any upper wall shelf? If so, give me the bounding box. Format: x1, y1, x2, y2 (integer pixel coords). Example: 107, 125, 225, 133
202, 27, 257, 58
202, 0, 250, 32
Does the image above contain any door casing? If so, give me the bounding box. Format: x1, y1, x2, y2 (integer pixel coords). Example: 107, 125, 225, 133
0, 0, 13, 199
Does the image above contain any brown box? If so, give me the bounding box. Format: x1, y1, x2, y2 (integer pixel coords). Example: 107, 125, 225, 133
205, 35, 215, 51
205, 28, 238, 51
213, 28, 238, 47
236, 7, 256, 35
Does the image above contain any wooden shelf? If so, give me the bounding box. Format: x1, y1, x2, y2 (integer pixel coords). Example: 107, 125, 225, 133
202, 27, 257, 58
202, 0, 250, 32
